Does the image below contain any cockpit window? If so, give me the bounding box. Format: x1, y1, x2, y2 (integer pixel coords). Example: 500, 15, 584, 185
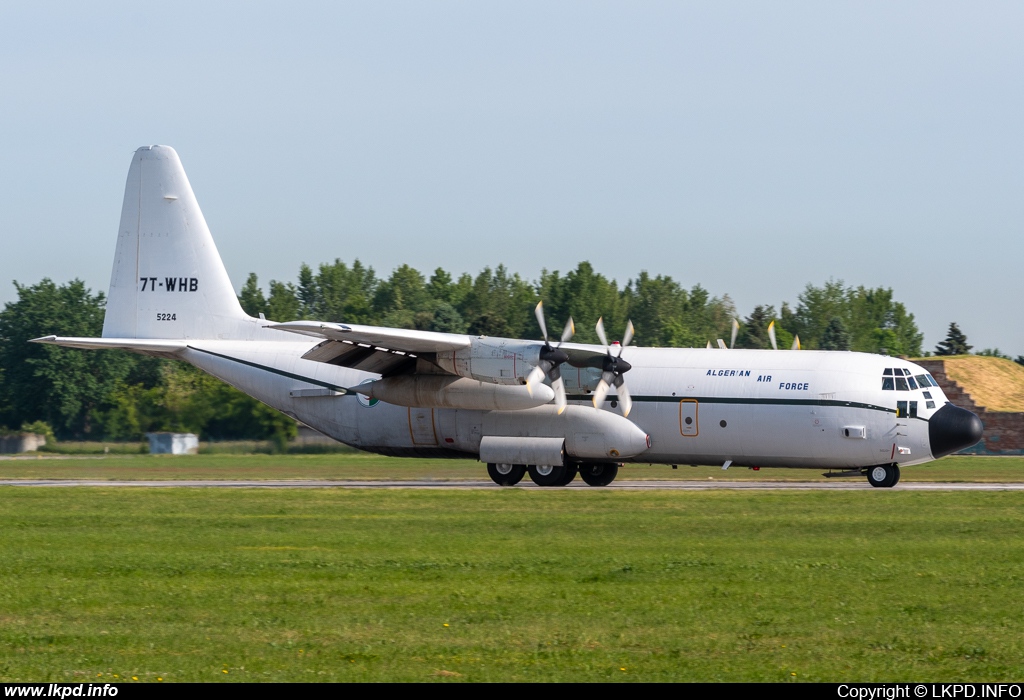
883, 368, 893, 376
926, 374, 939, 387
895, 377, 909, 391
914, 374, 929, 388
882, 377, 895, 390
907, 376, 919, 390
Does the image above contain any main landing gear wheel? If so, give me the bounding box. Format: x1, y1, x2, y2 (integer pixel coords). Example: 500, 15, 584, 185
487, 463, 526, 486
578, 463, 619, 487
866, 464, 901, 488
528, 464, 575, 487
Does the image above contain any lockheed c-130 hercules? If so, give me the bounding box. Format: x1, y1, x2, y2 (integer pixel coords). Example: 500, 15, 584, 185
34, 146, 984, 487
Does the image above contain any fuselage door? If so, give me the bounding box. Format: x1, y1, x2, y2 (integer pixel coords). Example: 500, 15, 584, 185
408, 407, 438, 446
679, 399, 699, 437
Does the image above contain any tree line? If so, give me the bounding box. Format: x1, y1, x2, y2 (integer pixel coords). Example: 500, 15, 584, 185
0, 258, 959, 442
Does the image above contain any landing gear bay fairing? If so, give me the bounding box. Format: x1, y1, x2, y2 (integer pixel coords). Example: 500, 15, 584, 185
34, 147, 984, 487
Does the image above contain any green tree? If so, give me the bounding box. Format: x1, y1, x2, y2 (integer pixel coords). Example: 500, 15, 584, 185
736, 305, 777, 349
0, 279, 157, 437
622, 272, 687, 347
238, 273, 267, 317
538, 263, 623, 343
266, 280, 302, 321
819, 316, 851, 351
301, 259, 378, 323
374, 264, 430, 318
460, 265, 537, 338
935, 322, 971, 356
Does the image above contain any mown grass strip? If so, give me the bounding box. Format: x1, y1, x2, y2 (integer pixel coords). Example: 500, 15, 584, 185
1, 488, 1022, 681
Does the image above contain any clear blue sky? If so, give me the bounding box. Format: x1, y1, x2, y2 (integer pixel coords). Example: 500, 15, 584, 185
2, 1, 1021, 354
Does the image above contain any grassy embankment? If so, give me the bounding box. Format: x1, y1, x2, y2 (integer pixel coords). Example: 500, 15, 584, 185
919, 355, 1024, 413
0, 452, 1021, 482
1, 487, 1022, 682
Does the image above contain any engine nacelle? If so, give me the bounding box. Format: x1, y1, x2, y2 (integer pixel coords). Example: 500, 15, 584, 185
355, 375, 554, 411
434, 337, 542, 386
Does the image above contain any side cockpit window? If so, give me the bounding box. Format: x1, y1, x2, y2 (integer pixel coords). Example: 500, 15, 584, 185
882, 377, 895, 390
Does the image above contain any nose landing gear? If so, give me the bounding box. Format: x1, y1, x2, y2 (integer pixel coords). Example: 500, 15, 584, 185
578, 463, 619, 487
866, 463, 901, 488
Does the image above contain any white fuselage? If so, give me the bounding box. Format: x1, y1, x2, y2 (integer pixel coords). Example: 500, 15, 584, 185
183, 336, 942, 470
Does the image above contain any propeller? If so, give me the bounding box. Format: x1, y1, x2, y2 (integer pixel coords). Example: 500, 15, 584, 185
792, 334, 801, 350
730, 318, 740, 349
525, 301, 574, 414
768, 320, 778, 350
592, 317, 635, 417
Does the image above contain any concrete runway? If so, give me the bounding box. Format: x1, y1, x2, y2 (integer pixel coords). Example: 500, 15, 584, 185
1, 479, 1023, 490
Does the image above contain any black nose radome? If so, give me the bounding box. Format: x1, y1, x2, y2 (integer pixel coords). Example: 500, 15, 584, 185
929, 403, 984, 459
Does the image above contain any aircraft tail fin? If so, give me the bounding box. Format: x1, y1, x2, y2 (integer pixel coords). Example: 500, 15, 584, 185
102, 146, 253, 340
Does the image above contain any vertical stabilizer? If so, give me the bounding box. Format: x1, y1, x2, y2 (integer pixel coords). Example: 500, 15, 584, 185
103, 146, 251, 339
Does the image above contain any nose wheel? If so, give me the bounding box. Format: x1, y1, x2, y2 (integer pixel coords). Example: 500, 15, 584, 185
866, 464, 901, 488
578, 463, 619, 487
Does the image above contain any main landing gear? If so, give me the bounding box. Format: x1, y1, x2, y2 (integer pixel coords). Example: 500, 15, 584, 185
486, 463, 526, 486
528, 463, 577, 486
486, 462, 619, 487
866, 463, 901, 488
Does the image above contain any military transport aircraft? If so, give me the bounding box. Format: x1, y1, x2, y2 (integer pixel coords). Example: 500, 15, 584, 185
34, 146, 984, 487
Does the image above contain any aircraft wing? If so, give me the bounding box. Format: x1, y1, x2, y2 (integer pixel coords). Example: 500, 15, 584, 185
270, 321, 472, 376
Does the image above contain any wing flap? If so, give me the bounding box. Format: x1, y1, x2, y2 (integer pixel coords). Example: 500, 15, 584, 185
271, 321, 471, 353
301, 339, 419, 376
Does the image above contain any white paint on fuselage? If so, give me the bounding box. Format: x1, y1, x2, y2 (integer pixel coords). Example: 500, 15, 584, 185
181, 338, 943, 470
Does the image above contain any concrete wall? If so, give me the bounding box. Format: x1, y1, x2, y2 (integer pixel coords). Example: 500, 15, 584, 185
917, 360, 1024, 455
0, 434, 46, 454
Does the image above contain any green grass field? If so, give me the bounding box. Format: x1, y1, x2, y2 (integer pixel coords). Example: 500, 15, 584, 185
0, 452, 1021, 482
2, 487, 1023, 682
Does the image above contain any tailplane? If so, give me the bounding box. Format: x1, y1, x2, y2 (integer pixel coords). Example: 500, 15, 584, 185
103, 145, 253, 340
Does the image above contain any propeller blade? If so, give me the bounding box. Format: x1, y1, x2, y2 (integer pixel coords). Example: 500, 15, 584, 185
731, 318, 739, 349
592, 376, 612, 408
606, 374, 630, 417
525, 364, 547, 397
706, 340, 713, 349
534, 301, 548, 342
768, 320, 778, 350
552, 376, 567, 414
615, 377, 633, 417
717, 339, 727, 349
595, 317, 609, 349
622, 320, 634, 350
561, 317, 575, 344
792, 334, 801, 351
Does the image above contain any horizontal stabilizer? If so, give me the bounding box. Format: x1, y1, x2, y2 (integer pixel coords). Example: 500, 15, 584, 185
31, 336, 187, 354
270, 321, 471, 353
